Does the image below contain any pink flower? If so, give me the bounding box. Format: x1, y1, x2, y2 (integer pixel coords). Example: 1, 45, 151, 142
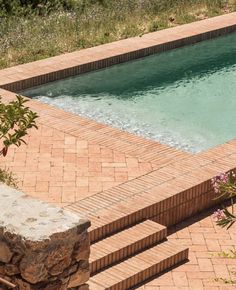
213, 209, 226, 221
211, 172, 230, 194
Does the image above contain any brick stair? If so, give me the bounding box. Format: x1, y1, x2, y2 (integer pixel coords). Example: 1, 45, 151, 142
68, 142, 236, 245
89, 219, 188, 289
90, 220, 167, 275
89, 239, 188, 290
66, 142, 236, 289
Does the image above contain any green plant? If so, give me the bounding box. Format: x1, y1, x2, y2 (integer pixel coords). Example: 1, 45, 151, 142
214, 248, 236, 285
0, 0, 77, 16
0, 95, 38, 156
0, 0, 236, 69
217, 248, 236, 259
149, 20, 159, 32
215, 277, 236, 284
211, 171, 236, 229
0, 95, 38, 188
0, 168, 18, 188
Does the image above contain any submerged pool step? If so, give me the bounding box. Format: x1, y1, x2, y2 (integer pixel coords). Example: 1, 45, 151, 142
90, 220, 167, 275
88, 240, 189, 290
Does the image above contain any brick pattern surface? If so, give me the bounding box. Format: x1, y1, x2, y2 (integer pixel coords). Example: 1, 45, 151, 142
89, 240, 188, 290
66, 140, 236, 243
0, 122, 157, 206
90, 220, 167, 274
0, 89, 189, 207
138, 206, 236, 290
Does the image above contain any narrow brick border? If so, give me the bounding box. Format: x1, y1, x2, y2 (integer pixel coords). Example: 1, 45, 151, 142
66, 141, 236, 243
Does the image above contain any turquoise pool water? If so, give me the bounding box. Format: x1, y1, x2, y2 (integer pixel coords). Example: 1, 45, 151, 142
23, 32, 236, 153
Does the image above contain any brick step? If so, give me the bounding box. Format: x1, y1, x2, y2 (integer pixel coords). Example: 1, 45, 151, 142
87, 187, 187, 244
88, 240, 189, 290
90, 220, 167, 275
87, 172, 217, 243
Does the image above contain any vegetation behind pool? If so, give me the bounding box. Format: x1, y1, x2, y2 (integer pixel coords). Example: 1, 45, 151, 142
0, 0, 236, 69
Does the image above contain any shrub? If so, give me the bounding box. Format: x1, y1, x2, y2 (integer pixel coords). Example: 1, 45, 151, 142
0, 95, 38, 157
211, 171, 236, 229
0, 0, 77, 16
0, 167, 18, 188
0, 95, 38, 188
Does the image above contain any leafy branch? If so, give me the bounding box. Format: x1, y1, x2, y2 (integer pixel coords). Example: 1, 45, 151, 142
215, 207, 236, 230
212, 171, 236, 229
0, 95, 38, 156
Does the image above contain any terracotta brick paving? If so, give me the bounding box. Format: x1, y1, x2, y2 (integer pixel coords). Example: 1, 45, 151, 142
1, 87, 236, 289
137, 206, 236, 290
0, 89, 189, 207
0, 122, 156, 206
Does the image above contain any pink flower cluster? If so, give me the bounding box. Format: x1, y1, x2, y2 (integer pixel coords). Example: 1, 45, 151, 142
211, 171, 236, 228
212, 209, 226, 221
211, 172, 229, 194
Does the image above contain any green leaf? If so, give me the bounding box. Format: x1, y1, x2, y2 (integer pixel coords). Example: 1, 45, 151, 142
0, 95, 38, 156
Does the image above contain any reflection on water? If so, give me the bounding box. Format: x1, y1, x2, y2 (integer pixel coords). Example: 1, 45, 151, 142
23, 32, 236, 153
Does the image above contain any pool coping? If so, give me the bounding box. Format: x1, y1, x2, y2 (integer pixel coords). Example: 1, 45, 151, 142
0, 12, 236, 93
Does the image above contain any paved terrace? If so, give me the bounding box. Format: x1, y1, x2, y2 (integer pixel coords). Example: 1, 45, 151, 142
0, 88, 189, 207
1, 12, 236, 290
138, 206, 236, 290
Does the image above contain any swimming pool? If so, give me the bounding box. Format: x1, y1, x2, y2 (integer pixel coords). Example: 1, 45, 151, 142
23, 31, 236, 153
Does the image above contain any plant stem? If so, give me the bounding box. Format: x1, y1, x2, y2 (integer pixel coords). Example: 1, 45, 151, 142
231, 197, 234, 214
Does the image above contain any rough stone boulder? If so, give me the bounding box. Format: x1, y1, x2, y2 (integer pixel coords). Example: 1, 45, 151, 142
0, 184, 90, 290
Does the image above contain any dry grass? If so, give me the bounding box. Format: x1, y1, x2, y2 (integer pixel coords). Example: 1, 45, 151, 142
0, 0, 236, 69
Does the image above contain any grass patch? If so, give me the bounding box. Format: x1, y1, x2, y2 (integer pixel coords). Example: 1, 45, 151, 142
214, 248, 236, 285
217, 248, 236, 259
0, 0, 236, 68
215, 277, 236, 284
0, 168, 18, 188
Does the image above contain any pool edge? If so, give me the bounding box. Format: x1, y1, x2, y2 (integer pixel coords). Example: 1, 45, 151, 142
0, 12, 236, 92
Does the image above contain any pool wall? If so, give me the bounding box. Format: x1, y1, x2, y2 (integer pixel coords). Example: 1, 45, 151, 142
0, 12, 236, 92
